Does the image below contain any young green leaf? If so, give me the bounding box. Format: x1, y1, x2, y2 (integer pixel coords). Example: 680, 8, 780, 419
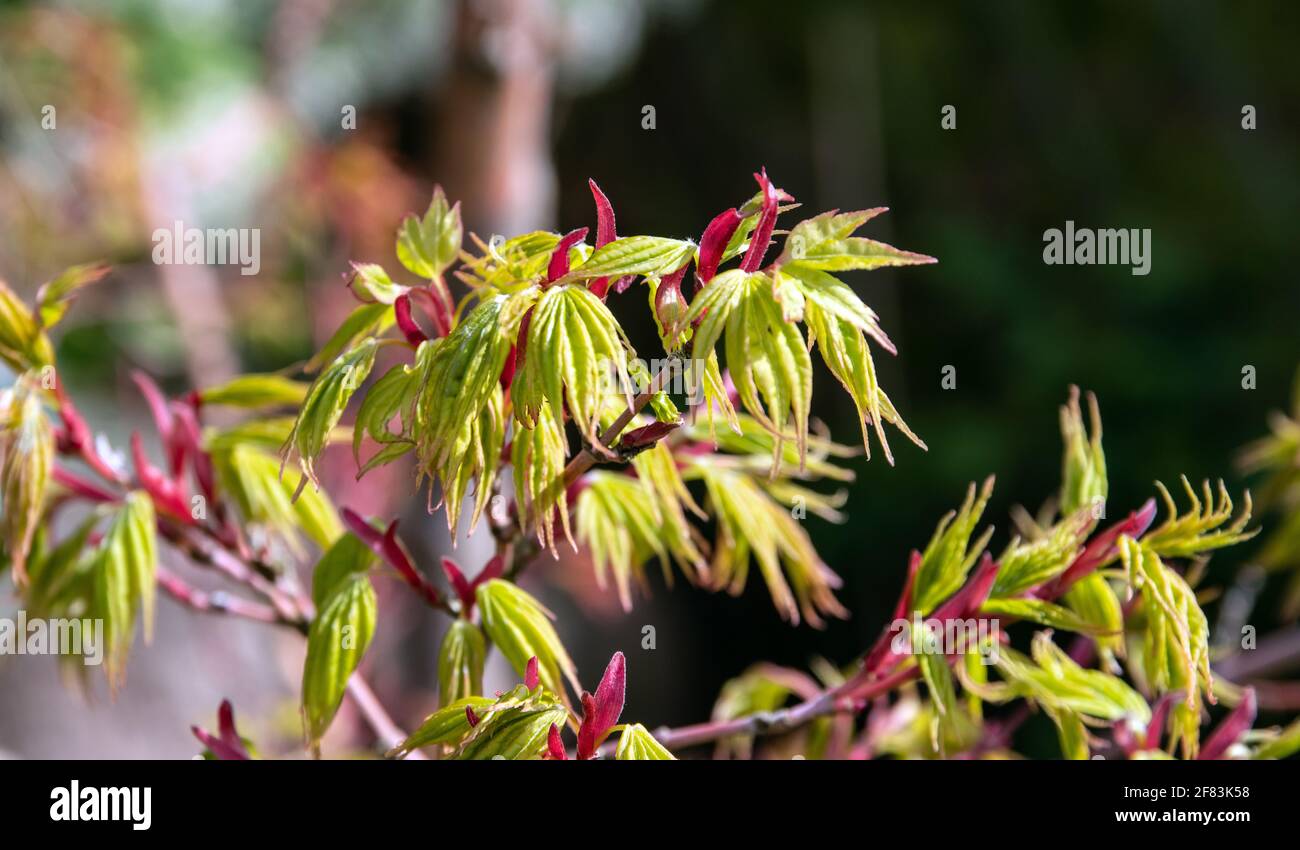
0, 280, 53, 371
451, 685, 568, 760
310, 533, 376, 609
36, 262, 110, 329
199, 374, 309, 408
911, 478, 996, 616
302, 572, 377, 748
1059, 386, 1107, 516
305, 302, 392, 373
1, 382, 54, 583
803, 296, 923, 464
91, 492, 157, 687
476, 579, 579, 698
991, 511, 1090, 597
352, 360, 417, 476
566, 236, 695, 281
698, 467, 846, 627
1142, 477, 1256, 559
347, 263, 408, 305
438, 619, 487, 707
1061, 571, 1126, 666
778, 208, 936, 272
282, 339, 377, 491
397, 185, 462, 280
387, 696, 495, 758
615, 723, 675, 760
512, 284, 634, 440
414, 298, 516, 532
215, 442, 343, 555
1119, 536, 1214, 757
511, 400, 571, 551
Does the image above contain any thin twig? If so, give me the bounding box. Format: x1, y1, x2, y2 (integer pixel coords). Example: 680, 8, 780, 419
156, 566, 290, 627
346, 677, 428, 760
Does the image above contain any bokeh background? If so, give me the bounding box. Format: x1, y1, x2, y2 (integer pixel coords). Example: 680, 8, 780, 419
1, 0, 1297, 757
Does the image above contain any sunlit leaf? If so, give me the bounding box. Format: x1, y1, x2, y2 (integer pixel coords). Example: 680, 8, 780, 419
282, 339, 377, 490
438, 619, 486, 708
911, 478, 995, 616
199, 374, 309, 408
476, 579, 579, 698
302, 571, 377, 747
615, 724, 675, 760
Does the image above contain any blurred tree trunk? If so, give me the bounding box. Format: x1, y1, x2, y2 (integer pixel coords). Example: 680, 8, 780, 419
435, 0, 557, 239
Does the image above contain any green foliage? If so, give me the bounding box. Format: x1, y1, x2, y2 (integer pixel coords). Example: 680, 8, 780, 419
91, 492, 158, 686
975, 633, 1150, 726
910, 477, 995, 616
511, 399, 571, 551
1142, 477, 1256, 559
35, 263, 109, 330
397, 185, 462, 281
574, 443, 706, 611
565, 236, 695, 281
1, 379, 53, 581
1118, 536, 1213, 758
214, 441, 343, 555
387, 697, 494, 758
0, 280, 54, 371
302, 562, 377, 747
615, 724, 675, 760
282, 339, 377, 490
1059, 386, 1107, 515
513, 283, 634, 440
451, 684, 568, 760
438, 619, 486, 708
413, 299, 514, 532
199, 374, 309, 409
991, 510, 1090, 597
476, 579, 579, 698
10, 184, 1285, 765
778, 209, 936, 271
698, 466, 846, 627
1061, 572, 1126, 666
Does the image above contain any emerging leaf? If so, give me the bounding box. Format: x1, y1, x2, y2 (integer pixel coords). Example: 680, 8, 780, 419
911, 478, 996, 616
451, 684, 568, 760
615, 724, 675, 760
698, 467, 846, 627
566, 236, 695, 281
1, 381, 53, 583
199, 374, 309, 409
347, 262, 408, 305
36, 263, 110, 329
91, 492, 157, 686
413, 301, 517, 533
1143, 477, 1256, 559
1118, 536, 1214, 757
1059, 386, 1107, 516
0, 280, 54, 371
397, 185, 463, 281
388, 696, 494, 758
476, 579, 579, 698
214, 442, 343, 555
777, 206, 936, 272
282, 339, 377, 491
511, 400, 571, 551
302, 570, 377, 748
438, 619, 487, 708
513, 284, 635, 440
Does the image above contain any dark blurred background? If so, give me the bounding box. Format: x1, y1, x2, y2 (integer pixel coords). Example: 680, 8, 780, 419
1, 0, 1296, 757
